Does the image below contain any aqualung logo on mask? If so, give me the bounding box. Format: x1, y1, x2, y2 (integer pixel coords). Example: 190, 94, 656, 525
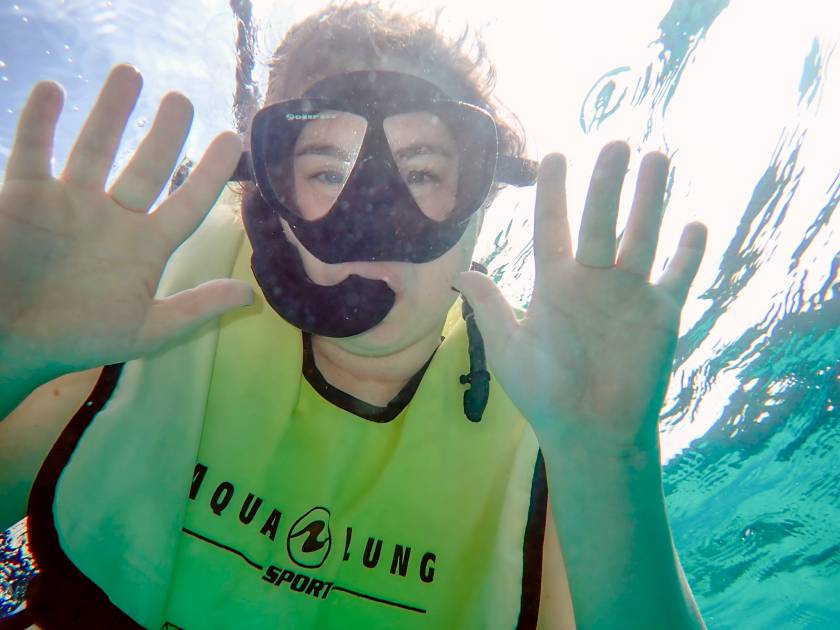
285, 112, 338, 120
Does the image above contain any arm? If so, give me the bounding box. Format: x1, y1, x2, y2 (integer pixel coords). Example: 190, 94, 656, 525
542, 435, 704, 630
0, 365, 102, 531
453, 143, 709, 629
538, 505, 577, 629
0, 360, 46, 422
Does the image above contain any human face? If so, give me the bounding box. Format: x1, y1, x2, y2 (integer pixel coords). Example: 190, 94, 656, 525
272, 65, 484, 355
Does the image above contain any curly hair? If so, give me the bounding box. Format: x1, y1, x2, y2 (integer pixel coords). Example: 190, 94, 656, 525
233, 0, 529, 213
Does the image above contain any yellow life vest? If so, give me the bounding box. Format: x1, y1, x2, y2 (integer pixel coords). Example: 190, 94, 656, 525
44, 184, 544, 629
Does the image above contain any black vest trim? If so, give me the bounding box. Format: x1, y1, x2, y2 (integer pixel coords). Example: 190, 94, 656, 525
301, 331, 436, 423
23, 363, 142, 628
516, 449, 547, 629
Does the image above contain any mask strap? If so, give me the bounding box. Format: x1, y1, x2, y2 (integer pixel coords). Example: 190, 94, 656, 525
459, 261, 490, 422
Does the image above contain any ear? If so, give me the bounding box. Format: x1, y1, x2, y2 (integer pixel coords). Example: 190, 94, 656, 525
464, 210, 484, 256
473, 208, 486, 237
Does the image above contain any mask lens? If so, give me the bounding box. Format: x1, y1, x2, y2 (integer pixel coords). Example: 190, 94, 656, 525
264, 109, 367, 220
256, 98, 496, 228
383, 111, 460, 221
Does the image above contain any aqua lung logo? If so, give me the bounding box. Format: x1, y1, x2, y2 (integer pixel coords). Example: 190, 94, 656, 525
285, 112, 338, 120
187, 463, 437, 610
287, 506, 332, 568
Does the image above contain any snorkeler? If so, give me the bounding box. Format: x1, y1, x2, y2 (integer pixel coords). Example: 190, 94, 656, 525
0, 3, 708, 629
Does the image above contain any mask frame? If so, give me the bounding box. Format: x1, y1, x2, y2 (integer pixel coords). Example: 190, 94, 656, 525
228, 70, 538, 338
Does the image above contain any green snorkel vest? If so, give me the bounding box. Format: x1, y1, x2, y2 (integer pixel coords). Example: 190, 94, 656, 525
27, 185, 546, 629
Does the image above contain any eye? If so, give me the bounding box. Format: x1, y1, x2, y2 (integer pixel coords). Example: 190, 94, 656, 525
405, 169, 441, 185
310, 170, 346, 185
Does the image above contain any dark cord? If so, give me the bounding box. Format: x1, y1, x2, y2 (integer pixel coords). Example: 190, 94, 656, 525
459, 262, 490, 422
229, 0, 261, 135
169, 1, 258, 195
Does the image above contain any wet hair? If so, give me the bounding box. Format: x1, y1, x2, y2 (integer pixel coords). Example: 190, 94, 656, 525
267, 2, 525, 150
232, 0, 529, 211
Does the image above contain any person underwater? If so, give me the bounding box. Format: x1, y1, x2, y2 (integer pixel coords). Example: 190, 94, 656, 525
0, 3, 708, 629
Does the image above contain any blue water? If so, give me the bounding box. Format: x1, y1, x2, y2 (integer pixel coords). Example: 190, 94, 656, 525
1, 1, 838, 628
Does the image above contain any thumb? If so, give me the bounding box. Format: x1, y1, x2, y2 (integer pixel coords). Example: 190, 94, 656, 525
453, 271, 519, 358
141, 278, 255, 351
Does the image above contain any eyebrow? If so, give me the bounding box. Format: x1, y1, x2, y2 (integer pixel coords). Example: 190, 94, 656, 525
295, 143, 354, 162
295, 141, 454, 162
393, 143, 454, 160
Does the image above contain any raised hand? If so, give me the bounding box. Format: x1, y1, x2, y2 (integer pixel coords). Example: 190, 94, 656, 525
454, 141, 707, 452
0, 64, 253, 384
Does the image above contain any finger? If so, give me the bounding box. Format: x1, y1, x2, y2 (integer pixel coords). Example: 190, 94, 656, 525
60, 64, 143, 189
659, 222, 707, 306
107, 91, 194, 212
533, 153, 572, 280
453, 270, 519, 361
150, 131, 242, 248
4, 81, 65, 183
576, 141, 630, 268
140, 278, 254, 351
615, 151, 670, 279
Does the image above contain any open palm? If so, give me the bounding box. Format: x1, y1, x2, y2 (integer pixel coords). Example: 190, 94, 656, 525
455, 142, 707, 451
0, 64, 252, 382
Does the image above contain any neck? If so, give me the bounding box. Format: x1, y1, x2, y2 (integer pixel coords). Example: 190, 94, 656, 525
310, 329, 442, 407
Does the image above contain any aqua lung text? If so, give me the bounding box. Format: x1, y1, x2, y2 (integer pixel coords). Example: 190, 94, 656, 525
188, 463, 438, 585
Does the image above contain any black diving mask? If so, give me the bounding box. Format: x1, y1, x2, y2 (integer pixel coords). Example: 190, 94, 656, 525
232, 70, 537, 337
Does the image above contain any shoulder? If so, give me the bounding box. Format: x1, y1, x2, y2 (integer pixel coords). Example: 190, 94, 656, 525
538, 508, 576, 629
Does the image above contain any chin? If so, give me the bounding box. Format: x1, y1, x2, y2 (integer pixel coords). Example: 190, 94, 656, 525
345, 315, 414, 354
336, 305, 421, 355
